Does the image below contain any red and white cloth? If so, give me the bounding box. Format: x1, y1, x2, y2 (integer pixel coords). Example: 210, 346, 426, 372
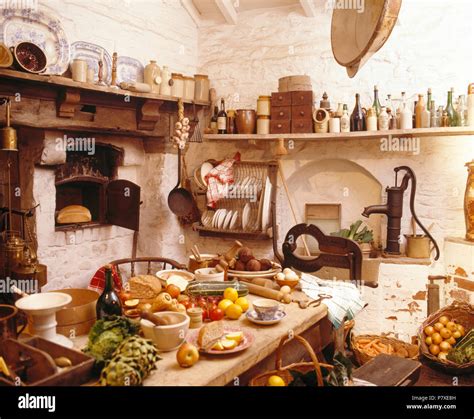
205, 153, 240, 208
88, 265, 123, 294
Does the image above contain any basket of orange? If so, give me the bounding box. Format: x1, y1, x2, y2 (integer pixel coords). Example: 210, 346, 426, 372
418, 301, 473, 375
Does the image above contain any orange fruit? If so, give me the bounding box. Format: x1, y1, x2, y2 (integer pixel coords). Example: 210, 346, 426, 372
424, 326, 435, 336
267, 375, 286, 386
438, 316, 450, 325
166, 284, 181, 299
440, 328, 451, 340
431, 333, 443, 345
429, 344, 440, 356
425, 336, 433, 346
446, 321, 457, 332
433, 322, 444, 332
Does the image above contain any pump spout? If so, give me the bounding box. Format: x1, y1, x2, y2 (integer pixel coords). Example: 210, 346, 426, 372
362, 204, 389, 218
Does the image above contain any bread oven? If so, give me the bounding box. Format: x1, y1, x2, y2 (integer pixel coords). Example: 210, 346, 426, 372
55, 143, 141, 231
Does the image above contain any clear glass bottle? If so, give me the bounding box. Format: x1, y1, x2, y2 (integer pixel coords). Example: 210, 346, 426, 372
427, 88, 432, 112
340, 104, 350, 132
400, 93, 413, 129
457, 95, 467, 127
430, 100, 439, 127
378, 106, 389, 130
396, 92, 406, 129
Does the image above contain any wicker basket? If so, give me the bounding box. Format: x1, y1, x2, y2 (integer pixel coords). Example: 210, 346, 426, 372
351, 334, 419, 366
418, 301, 474, 375
249, 335, 334, 386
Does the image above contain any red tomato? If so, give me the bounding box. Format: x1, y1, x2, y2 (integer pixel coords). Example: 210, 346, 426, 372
209, 308, 224, 321
202, 308, 209, 322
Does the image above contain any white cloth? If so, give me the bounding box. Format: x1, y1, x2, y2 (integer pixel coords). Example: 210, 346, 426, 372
300, 273, 365, 329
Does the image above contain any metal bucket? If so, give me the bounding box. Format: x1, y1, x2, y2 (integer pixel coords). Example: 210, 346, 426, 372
405, 235, 431, 259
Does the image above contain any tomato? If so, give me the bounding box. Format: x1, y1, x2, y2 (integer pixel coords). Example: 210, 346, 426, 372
202, 308, 209, 322
209, 308, 224, 321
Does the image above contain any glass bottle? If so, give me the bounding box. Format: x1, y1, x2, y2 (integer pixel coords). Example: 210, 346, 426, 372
335, 103, 344, 118
396, 92, 406, 129
415, 95, 424, 128
427, 88, 432, 112
366, 107, 377, 131
441, 110, 449, 127
372, 85, 382, 117
210, 106, 218, 132
445, 88, 455, 126
378, 106, 389, 130
430, 100, 439, 127
350, 94, 366, 131
340, 104, 350, 132
217, 98, 227, 134
96, 265, 122, 319
457, 95, 467, 127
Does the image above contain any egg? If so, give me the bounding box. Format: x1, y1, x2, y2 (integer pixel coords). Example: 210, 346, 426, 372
280, 285, 291, 294
285, 272, 299, 281
276, 273, 285, 281
283, 268, 292, 275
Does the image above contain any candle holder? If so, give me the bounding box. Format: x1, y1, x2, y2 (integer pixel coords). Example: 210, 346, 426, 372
110, 52, 119, 89
96, 59, 107, 86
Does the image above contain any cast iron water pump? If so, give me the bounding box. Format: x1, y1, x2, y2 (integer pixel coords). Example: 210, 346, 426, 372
362, 166, 440, 260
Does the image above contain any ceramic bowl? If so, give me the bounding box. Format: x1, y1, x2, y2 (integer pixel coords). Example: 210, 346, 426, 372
155, 269, 195, 291
194, 268, 225, 282
140, 311, 190, 352
11, 42, 47, 73
252, 298, 285, 321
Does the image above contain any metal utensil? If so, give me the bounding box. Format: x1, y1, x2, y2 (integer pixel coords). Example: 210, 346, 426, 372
167, 147, 194, 216
189, 101, 202, 143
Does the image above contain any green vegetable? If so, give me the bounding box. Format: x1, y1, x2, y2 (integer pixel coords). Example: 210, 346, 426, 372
83, 316, 139, 364
331, 220, 374, 244
99, 336, 161, 386
447, 329, 474, 364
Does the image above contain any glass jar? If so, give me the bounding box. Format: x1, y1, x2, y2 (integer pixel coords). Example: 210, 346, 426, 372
257, 96, 271, 116
194, 74, 210, 102
171, 73, 184, 98
183, 76, 195, 101
257, 116, 270, 134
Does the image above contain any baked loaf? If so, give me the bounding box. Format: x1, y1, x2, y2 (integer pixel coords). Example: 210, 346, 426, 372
197, 321, 224, 349
56, 205, 92, 224
129, 275, 162, 299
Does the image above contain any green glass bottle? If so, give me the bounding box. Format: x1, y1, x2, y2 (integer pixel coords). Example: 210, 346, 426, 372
96, 265, 122, 319
445, 88, 455, 126
372, 85, 382, 117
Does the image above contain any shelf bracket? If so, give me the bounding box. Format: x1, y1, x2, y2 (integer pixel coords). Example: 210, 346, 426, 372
137, 99, 164, 131
57, 88, 81, 118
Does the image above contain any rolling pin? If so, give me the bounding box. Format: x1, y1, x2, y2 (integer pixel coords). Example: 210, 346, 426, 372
238, 280, 283, 302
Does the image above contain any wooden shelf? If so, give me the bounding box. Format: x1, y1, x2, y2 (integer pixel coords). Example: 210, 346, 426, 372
0, 68, 210, 106
204, 127, 474, 142
193, 223, 272, 240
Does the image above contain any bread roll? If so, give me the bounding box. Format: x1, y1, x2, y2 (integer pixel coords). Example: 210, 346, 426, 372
56, 205, 92, 224
129, 275, 162, 299
197, 321, 224, 349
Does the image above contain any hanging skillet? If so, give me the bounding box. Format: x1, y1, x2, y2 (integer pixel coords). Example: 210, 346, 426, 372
167, 146, 194, 216
331, 0, 402, 78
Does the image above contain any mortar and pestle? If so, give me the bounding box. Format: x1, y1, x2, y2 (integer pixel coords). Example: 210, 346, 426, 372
405, 218, 434, 259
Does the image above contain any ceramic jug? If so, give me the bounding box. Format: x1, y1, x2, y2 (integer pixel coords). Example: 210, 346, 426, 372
144, 60, 161, 94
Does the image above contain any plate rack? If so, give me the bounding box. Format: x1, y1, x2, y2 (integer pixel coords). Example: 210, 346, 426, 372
194, 160, 278, 240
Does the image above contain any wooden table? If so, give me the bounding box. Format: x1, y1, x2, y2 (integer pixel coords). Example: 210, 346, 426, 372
73, 294, 331, 386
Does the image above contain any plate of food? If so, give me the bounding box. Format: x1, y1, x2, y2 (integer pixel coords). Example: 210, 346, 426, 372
188, 321, 254, 355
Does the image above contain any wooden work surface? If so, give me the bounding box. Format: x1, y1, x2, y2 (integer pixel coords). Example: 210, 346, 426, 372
73, 293, 329, 387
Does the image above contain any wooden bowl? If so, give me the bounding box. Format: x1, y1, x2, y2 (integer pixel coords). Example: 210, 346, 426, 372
275, 273, 300, 289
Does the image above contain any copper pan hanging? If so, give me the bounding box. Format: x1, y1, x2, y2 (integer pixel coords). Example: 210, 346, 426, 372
331, 0, 402, 78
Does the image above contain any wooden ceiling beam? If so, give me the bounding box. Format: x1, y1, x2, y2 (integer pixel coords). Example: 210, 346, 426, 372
180, 0, 203, 27
215, 0, 238, 25
299, 0, 317, 17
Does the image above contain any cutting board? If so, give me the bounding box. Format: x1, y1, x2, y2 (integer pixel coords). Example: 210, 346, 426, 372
353, 354, 421, 386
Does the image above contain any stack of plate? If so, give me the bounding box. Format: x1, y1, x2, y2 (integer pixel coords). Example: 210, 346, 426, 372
206, 209, 241, 231
194, 161, 214, 191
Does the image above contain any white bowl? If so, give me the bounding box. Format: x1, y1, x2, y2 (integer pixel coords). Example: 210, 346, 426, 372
194, 268, 225, 282
16, 292, 72, 316
140, 311, 190, 352
155, 270, 195, 291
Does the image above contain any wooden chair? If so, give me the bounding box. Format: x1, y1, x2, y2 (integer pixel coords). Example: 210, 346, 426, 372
109, 257, 186, 285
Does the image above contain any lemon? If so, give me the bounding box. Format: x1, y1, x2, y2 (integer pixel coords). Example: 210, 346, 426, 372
267, 375, 286, 386
225, 303, 243, 320
224, 287, 239, 302
211, 341, 224, 351
221, 339, 238, 350
218, 299, 233, 312
235, 297, 249, 312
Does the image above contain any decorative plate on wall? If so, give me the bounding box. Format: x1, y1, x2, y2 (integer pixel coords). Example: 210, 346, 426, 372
0, 8, 70, 75
70, 41, 112, 84
116, 56, 144, 84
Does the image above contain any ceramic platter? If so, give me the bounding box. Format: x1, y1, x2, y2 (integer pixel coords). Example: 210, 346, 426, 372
117, 56, 144, 84
246, 310, 286, 325
229, 210, 239, 230
200, 161, 214, 186
228, 263, 282, 279
0, 8, 70, 75
261, 177, 272, 230
70, 41, 112, 84
187, 327, 254, 355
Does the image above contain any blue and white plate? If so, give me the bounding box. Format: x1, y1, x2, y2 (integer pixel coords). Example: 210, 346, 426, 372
117, 56, 144, 84
246, 309, 286, 325
0, 8, 70, 75
70, 41, 112, 84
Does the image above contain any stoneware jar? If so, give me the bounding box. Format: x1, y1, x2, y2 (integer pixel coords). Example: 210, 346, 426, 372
160, 66, 172, 96
144, 60, 161, 93
194, 74, 210, 102
235, 109, 257, 134
171, 73, 184, 98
